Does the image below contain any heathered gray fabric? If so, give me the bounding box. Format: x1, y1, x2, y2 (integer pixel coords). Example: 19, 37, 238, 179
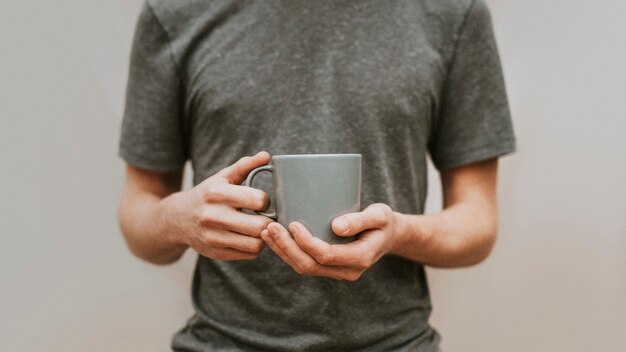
119, 0, 515, 351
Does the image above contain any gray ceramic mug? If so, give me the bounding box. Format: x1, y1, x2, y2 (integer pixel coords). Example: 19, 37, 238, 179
244, 154, 361, 244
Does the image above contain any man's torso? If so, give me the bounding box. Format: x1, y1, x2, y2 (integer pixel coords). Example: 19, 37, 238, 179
144, 1, 472, 350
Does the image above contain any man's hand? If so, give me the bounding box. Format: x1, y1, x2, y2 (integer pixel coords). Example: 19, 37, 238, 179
261, 203, 402, 281
260, 158, 500, 276
164, 152, 274, 260
119, 151, 274, 264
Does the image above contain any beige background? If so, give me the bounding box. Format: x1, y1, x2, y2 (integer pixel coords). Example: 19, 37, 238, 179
1, 0, 624, 351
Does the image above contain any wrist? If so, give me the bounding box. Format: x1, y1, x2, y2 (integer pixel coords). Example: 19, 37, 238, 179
388, 211, 408, 256
388, 212, 434, 258
156, 191, 190, 250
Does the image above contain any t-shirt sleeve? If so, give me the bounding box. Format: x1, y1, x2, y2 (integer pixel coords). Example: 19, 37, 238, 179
118, 3, 187, 172
429, 0, 516, 171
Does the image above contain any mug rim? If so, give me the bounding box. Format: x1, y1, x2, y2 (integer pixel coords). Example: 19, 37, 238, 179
272, 153, 361, 159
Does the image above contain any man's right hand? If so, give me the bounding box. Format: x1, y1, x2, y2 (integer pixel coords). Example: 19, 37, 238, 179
118, 151, 273, 264
162, 151, 273, 260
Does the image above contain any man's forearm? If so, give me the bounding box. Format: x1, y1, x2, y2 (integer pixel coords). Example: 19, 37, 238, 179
118, 190, 188, 265
390, 202, 497, 268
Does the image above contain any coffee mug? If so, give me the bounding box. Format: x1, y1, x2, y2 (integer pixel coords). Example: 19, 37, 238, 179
245, 154, 361, 244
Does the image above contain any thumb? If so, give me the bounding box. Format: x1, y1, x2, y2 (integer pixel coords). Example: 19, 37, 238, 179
217, 151, 270, 184
331, 205, 388, 237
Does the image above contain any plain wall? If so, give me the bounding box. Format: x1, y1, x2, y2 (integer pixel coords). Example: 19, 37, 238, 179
1, 1, 624, 351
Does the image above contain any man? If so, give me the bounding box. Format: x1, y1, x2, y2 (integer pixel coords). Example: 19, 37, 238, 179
118, 0, 515, 351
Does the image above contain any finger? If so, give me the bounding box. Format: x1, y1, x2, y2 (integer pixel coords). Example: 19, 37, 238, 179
291, 222, 381, 269
201, 205, 272, 237
263, 228, 345, 280
331, 204, 389, 237
261, 229, 304, 273
268, 223, 359, 280
216, 151, 270, 185
207, 247, 259, 261
204, 228, 266, 253
288, 221, 335, 263
204, 183, 270, 211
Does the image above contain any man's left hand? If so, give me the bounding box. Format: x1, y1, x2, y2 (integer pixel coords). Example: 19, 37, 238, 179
261, 203, 402, 281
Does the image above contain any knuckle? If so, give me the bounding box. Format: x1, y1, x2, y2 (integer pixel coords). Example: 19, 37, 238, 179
300, 262, 318, 274
198, 208, 211, 223
199, 208, 218, 226
258, 192, 270, 209
373, 203, 392, 223
317, 252, 334, 265
254, 220, 270, 235
251, 224, 265, 236
345, 272, 362, 282
202, 184, 222, 202
357, 258, 371, 270
250, 190, 268, 210
371, 202, 389, 212
251, 239, 265, 253
201, 234, 218, 247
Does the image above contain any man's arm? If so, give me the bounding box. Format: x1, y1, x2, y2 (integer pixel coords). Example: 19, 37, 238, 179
261, 158, 500, 280
118, 166, 188, 265
391, 158, 498, 267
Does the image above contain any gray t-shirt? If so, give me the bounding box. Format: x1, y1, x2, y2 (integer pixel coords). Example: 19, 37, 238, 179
120, 0, 515, 351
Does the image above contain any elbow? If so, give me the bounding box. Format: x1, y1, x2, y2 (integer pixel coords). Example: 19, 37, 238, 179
468, 229, 497, 265
463, 208, 499, 266
117, 205, 185, 266
125, 237, 185, 266
139, 252, 185, 267
443, 224, 497, 268
462, 221, 498, 266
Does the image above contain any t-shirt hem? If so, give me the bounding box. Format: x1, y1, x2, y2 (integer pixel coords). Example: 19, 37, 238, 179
432, 138, 516, 171
118, 147, 186, 172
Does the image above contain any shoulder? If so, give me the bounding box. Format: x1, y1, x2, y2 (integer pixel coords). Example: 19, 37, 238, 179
145, 0, 240, 24
139, 0, 236, 61
142, 0, 248, 39
421, 0, 486, 16
411, 0, 489, 62
145, 0, 212, 29
419, 0, 490, 30
422, 0, 489, 25
418, 0, 495, 55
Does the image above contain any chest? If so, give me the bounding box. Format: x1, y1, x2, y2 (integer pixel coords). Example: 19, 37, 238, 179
181, 1, 447, 131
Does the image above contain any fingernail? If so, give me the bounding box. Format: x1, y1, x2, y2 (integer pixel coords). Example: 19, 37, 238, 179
337, 218, 349, 234
289, 223, 306, 238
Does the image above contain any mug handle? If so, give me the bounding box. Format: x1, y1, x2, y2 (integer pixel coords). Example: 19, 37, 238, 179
244, 165, 277, 219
